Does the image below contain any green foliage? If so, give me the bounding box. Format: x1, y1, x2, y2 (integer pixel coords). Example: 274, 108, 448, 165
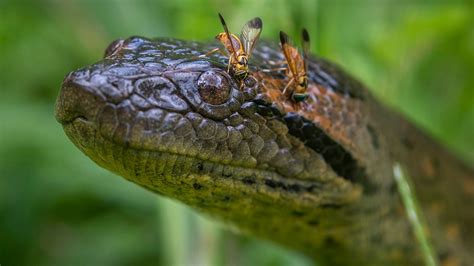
0, 1, 472, 265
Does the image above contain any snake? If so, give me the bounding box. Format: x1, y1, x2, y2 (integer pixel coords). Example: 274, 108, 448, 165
54, 36, 474, 265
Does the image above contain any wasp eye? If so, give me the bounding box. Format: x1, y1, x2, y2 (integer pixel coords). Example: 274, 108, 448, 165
198, 71, 231, 105
301, 80, 307, 87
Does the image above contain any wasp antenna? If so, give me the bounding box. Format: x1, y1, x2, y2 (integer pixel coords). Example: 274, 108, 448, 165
302, 28, 310, 43
217, 13, 238, 60
218, 13, 227, 27
280, 31, 289, 45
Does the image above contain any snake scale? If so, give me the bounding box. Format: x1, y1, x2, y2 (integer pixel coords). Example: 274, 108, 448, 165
55, 36, 474, 265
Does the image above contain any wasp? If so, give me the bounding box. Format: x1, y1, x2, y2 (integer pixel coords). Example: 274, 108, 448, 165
213, 13, 262, 81
279, 29, 310, 102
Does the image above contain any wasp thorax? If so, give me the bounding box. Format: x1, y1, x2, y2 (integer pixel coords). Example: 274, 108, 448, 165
299, 76, 308, 89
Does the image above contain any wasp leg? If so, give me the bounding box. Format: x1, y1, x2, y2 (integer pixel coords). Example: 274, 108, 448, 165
226, 55, 233, 73
282, 77, 295, 96
260, 67, 287, 73
267, 59, 287, 65
195, 48, 225, 59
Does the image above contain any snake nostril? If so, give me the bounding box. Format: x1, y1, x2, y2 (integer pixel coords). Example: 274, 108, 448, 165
55, 76, 104, 125
75, 115, 89, 122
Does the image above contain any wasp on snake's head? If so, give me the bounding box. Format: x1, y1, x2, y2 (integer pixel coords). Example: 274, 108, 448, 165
280, 29, 310, 102
215, 13, 262, 82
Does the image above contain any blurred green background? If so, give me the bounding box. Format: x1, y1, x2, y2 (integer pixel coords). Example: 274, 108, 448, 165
0, 0, 472, 265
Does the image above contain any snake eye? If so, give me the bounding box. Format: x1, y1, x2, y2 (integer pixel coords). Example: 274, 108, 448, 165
104, 39, 124, 58
197, 71, 231, 105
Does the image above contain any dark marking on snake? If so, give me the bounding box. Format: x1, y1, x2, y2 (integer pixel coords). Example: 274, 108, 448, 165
283, 112, 365, 182
242, 176, 256, 185
366, 124, 379, 149
402, 137, 414, 150
291, 210, 305, 217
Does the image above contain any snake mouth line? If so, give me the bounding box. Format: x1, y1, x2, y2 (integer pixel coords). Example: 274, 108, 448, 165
60, 115, 90, 125
69, 116, 274, 176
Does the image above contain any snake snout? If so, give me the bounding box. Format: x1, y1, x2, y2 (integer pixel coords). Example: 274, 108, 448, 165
55, 72, 105, 125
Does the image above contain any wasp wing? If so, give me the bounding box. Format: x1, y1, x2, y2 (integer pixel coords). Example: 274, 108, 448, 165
280, 31, 302, 79
241, 17, 262, 57
301, 28, 310, 73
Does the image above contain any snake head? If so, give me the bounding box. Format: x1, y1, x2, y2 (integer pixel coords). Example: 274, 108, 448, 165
55, 37, 366, 260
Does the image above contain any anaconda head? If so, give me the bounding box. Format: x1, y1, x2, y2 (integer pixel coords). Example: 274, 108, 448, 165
55, 36, 362, 257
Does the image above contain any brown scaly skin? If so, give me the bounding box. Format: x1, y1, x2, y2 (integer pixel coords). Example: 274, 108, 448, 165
55, 37, 473, 265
